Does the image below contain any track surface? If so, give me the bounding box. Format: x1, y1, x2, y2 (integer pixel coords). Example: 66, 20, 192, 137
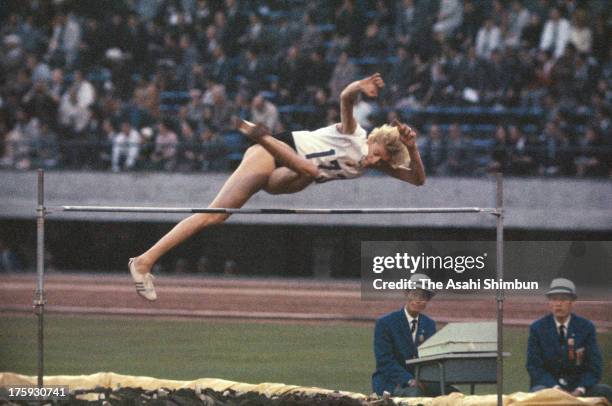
1, 273, 610, 329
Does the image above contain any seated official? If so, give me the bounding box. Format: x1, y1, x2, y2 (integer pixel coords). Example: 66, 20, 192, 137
371, 273, 458, 397
527, 278, 611, 402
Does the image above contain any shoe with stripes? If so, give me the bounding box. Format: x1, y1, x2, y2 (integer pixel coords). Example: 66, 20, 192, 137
129, 258, 157, 301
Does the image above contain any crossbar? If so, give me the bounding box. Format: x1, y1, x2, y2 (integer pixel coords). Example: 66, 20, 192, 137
49, 205, 498, 215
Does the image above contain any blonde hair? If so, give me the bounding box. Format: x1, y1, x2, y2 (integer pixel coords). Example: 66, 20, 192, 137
368, 124, 410, 168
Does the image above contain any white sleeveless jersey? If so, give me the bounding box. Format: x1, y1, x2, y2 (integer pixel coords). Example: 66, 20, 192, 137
291, 124, 368, 183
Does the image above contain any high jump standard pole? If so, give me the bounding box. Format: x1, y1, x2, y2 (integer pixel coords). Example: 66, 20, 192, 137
496, 172, 504, 406
34, 169, 45, 386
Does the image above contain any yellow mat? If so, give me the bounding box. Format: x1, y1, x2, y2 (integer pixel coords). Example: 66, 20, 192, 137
0, 372, 609, 405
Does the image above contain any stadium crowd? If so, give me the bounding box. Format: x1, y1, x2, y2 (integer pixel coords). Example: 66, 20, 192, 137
0, 0, 610, 177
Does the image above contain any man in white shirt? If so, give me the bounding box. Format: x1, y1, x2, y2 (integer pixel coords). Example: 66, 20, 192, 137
476, 17, 501, 59
539, 7, 570, 58
111, 120, 141, 172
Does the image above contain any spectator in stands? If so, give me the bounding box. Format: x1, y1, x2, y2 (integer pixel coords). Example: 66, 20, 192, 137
575, 126, 607, 177
177, 121, 200, 172
568, 9, 592, 54
277, 45, 305, 102
302, 50, 329, 95
22, 80, 57, 128
208, 46, 233, 86
250, 93, 279, 133
32, 121, 59, 169
297, 11, 323, 55
387, 46, 412, 103
185, 88, 205, 130
421, 124, 446, 175
111, 120, 141, 172
199, 126, 226, 171
221, 0, 247, 57
456, 46, 487, 104
550, 44, 577, 102
505, 0, 531, 49
307, 88, 330, 129
232, 91, 251, 121
361, 20, 386, 59
239, 48, 265, 93
476, 17, 502, 59
238, 12, 266, 51
151, 119, 179, 171
395, 0, 418, 47
539, 7, 570, 58
521, 12, 543, 50
48, 68, 65, 104
58, 87, 90, 136
57, 86, 91, 167
433, 0, 463, 38
1, 34, 25, 78
484, 49, 511, 106
591, 14, 610, 63
539, 120, 574, 176
446, 123, 470, 176
508, 125, 536, 176
329, 51, 358, 103
1, 109, 37, 170
70, 70, 96, 109
204, 84, 233, 131
26, 54, 51, 84
489, 125, 510, 173
46, 12, 81, 68
398, 52, 430, 108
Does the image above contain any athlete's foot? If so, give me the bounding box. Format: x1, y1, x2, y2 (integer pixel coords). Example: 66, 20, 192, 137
128, 257, 157, 301
236, 119, 269, 141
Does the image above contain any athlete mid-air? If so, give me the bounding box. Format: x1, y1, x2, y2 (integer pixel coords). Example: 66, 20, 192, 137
130, 73, 425, 300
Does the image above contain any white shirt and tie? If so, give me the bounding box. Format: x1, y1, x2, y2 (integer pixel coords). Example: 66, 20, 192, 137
554, 315, 570, 344
404, 307, 419, 343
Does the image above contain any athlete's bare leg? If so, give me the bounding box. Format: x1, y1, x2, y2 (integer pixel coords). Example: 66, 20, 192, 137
264, 167, 314, 194
237, 120, 319, 178
130, 145, 276, 274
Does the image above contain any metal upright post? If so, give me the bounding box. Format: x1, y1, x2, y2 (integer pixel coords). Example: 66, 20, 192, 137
34, 169, 46, 386
495, 173, 504, 406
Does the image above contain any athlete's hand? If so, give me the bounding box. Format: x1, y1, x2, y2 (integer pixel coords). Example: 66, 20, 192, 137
393, 119, 417, 149
359, 73, 385, 98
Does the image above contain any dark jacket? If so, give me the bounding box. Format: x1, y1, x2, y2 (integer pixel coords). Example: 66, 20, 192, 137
527, 313, 603, 390
372, 308, 436, 395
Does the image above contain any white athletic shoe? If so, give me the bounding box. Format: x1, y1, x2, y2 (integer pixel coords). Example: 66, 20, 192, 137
129, 258, 157, 301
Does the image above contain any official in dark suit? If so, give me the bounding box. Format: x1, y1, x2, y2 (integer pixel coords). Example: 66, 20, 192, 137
372, 273, 453, 397
527, 278, 611, 402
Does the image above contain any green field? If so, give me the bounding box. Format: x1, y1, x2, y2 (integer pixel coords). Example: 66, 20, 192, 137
0, 315, 610, 395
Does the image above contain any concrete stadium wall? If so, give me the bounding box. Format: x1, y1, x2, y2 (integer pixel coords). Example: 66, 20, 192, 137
0, 170, 610, 230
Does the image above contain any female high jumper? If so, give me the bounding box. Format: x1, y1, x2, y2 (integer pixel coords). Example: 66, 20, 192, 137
130, 73, 426, 300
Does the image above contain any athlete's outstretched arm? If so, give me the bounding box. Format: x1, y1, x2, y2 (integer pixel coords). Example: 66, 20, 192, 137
377, 121, 426, 186
339, 73, 384, 134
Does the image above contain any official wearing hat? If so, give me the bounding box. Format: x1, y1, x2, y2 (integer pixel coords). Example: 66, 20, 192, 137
526, 278, 611, 402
